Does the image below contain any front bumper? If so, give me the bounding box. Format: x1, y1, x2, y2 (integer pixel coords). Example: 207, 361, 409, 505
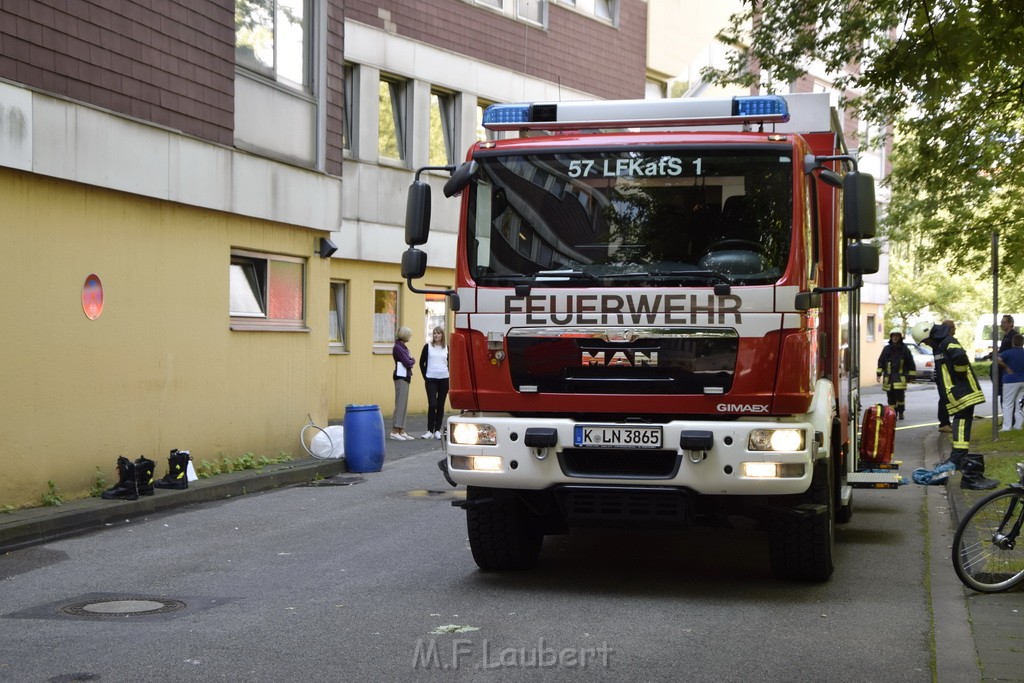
442, 414, 817, 496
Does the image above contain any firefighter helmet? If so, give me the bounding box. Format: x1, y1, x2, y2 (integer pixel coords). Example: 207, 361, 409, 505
910, 321, 933, 344
889, 328, 903, 339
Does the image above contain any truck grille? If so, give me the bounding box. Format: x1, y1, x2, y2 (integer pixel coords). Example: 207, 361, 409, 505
555, 486, 690, 527
507, 331, 737, 395
559, 448, 681, 479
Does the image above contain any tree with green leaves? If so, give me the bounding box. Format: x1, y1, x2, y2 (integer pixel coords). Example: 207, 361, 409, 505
707, 1, 1024, 278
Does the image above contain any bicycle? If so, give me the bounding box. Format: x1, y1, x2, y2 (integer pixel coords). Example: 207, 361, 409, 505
951, 462, 1024, 593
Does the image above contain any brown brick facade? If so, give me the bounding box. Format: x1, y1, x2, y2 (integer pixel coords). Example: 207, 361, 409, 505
346, 0, 647, 100
0, 0, 345, 174
1, 0, 236, 145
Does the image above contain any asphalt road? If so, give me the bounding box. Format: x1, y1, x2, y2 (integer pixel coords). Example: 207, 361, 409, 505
0, 383, 975, 681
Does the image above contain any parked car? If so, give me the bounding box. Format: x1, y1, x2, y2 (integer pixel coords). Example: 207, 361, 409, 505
908, 342, 934, 381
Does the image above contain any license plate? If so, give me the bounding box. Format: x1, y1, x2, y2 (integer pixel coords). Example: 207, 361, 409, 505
573, 425, 663, 449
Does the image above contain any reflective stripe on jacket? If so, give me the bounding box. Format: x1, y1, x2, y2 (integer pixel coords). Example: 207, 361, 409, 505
934, 337, 985, 414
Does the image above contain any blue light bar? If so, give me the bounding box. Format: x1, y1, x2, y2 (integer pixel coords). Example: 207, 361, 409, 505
481, 96, 791, 131
482, 103, 531, 126
733, 96, 789, 118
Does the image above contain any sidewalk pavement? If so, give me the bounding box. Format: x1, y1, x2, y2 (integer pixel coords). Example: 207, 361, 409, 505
936, 433, 1024, 683
0, 413, 441, 553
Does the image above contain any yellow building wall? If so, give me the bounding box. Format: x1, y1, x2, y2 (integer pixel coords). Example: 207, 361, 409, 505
0, 169, 331, 508
326, 259, 454, 421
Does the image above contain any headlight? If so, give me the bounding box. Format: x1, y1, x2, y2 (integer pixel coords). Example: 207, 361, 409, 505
450, 455, 503, 472
748, 428, 805, 452
450, 422, 497, 446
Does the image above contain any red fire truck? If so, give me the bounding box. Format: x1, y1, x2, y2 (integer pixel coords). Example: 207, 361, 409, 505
402, 93, 897, 581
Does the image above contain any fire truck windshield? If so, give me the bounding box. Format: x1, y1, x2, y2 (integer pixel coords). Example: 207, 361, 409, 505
466, 147, 793, 287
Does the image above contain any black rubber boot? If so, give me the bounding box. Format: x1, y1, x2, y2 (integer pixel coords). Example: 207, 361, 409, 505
101, 457, 139, 501
154, 449, 190, 490
135, 456, 156, 496
960, 453, 999, 491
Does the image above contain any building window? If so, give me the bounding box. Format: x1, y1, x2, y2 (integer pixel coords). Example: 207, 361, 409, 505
866, 314, 876, 342
476, 0, 504, 8
429, 90, 456, 166
329, 281, 348, 352
230, 250, 306, 330
517, 0, 546, 25
594, 0, 616, 22
379, 77, 408, 161
343, 63, 356, 153
424, 291, 448, 341
374, 283, 400, 347
235, 0, 310, 90
476, 100, 499, 143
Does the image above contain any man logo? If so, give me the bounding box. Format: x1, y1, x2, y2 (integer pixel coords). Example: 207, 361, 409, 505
581, 350, 658, 368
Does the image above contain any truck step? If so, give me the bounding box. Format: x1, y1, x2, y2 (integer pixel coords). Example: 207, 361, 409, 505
857, 459, 902, 471
848, 471, 905, 489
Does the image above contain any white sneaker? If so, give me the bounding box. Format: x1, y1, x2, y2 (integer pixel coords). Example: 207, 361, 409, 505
434, 431, 442, 439
421, 432, 433, 439
389, 433, 405, 441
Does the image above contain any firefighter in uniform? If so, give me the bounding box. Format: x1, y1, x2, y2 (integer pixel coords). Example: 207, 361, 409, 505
927, 322, 998, 490
876, 329, 915, 419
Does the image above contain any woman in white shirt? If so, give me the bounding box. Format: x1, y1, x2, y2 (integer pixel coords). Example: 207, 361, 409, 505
419, 327, 450, 439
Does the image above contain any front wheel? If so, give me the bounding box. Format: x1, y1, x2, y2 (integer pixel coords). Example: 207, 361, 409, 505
466, 490, 543, 570
768, 459, 835, 581
952, 488, 1024, 593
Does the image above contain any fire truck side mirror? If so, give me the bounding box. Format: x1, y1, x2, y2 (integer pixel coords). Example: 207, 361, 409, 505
443, 160, 478, 198
795, 291, 822, 310
846, 242, 879, 275
401, 248, 428, 280
843, 172, 877, 239
405, 181, 431, 246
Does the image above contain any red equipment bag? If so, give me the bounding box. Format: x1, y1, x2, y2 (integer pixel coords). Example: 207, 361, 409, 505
859, 404, 896, 464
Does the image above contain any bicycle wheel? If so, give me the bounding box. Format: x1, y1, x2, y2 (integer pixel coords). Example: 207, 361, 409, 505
951, 488, 1024, 593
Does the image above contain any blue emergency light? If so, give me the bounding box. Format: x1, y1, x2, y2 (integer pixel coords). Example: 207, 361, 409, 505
482, 96, 790, 131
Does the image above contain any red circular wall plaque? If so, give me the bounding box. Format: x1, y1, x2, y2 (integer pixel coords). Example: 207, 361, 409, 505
82, 274, 104, 320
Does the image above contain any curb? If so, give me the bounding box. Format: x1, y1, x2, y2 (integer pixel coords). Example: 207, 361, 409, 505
0, 458, 348, 553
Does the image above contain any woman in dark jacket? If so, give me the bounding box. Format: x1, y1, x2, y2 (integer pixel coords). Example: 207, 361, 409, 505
391, 326, 416, 441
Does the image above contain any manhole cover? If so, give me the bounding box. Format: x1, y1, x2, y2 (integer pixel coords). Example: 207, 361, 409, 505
60, 598, 186, 618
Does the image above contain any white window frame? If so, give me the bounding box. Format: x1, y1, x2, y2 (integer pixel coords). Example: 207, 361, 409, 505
469, 0, 548, 28
866, 314, 876, 343
329, 280, 348, 353
230, 249, 308, 332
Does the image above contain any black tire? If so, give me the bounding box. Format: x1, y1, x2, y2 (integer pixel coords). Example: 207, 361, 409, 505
951, 488, 1024, 593
466, 494, 543, 571
769, 459, 836, 581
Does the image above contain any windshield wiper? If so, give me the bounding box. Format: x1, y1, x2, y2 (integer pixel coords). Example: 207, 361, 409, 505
602, 269, 735, 286
532, 269, 602, 284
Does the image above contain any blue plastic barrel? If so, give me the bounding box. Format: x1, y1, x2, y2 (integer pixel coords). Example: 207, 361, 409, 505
343, 404, 385, 472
